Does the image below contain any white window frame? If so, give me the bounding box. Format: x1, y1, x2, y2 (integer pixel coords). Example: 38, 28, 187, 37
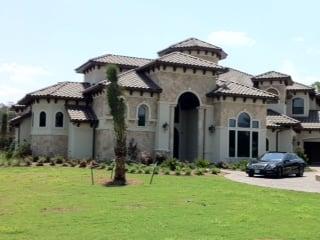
228, 113, 260, 158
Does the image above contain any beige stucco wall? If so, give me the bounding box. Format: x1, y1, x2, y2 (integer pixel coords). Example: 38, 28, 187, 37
147, 67, 217, 104
31, 99, 69, 136
19, 117, 31, 144
212, 97, 267, 162
84, 66, 107, 84
267, 128, 295, 152
259, 81, 287, 114
68, 123, 93, 159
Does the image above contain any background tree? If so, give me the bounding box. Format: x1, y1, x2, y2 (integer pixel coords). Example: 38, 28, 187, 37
311, 81, 320, 92
106, 65, 127, 185
1, 112, 8, 137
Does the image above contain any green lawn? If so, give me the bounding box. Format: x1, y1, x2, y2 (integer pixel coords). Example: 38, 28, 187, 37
0, 167, 320, 240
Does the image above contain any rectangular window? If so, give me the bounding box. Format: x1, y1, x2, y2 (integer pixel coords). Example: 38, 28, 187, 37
237, 131, 250, 157
229, 119, 236, 127
252, 120, 259, 128
252, 132, 259, 158
229, 130, 236, 157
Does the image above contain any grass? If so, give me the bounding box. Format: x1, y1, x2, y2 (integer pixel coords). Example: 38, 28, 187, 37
0, 167, 320, 240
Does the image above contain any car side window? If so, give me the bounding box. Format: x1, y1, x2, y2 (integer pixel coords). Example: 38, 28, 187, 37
283, 154, 291, 161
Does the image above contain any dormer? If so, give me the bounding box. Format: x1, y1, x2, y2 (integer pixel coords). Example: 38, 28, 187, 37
157, 37, 227, 63
252, 71, 293, 114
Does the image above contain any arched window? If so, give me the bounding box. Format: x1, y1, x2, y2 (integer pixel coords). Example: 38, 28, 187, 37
55, 112, 64, 127
238, 112, 251, 128
39, 111, 46, 127
292, 98, 304, 114
266, 88, 279, 104
138, 105, 147, 126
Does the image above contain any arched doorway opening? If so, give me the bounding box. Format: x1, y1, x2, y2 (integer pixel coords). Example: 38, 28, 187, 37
174, 92, 200, 161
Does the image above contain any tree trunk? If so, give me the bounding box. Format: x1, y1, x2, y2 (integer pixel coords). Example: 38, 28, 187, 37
113, 140, 127, 185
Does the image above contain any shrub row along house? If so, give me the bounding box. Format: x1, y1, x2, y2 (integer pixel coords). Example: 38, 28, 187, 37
9, 38, 320, 164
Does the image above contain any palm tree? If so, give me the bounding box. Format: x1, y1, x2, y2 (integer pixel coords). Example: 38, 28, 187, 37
106, 65, 127, 185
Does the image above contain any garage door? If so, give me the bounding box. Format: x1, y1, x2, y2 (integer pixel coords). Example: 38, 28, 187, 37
304, 142, 320, 164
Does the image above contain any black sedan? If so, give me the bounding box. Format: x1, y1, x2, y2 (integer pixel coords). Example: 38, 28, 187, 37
246, 152, 306, 178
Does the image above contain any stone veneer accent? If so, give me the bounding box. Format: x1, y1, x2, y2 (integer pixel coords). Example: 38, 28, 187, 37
31, 135, 68, 157
95, 129, 155, 161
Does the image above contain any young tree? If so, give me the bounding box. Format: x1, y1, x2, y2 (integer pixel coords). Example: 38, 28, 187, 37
106, 65, 127, 185
1, 112, 8, 137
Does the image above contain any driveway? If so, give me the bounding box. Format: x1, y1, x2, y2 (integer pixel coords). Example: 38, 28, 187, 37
223, 167, 320, 193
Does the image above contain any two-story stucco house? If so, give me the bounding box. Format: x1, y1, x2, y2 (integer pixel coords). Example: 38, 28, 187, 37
10, 38, 320, 164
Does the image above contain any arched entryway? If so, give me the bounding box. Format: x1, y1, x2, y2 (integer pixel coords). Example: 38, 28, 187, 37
173, 92, 200, 161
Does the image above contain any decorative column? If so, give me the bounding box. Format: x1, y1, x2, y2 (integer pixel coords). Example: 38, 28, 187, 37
169, 104, 175, 157
197, 106, 205, 159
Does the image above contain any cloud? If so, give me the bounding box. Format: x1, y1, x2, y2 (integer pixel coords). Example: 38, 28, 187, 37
292, 36, 305, 43
279, 59, 320, 85
0, 62, 51, 103
0, 62, 49, 83
208, 31, 256, 47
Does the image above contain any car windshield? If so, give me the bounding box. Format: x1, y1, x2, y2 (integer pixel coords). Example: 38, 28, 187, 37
260, 153, 285, 161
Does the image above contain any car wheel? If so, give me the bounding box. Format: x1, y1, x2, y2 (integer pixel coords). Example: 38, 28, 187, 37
276, 168, 283, 178
248, 171, 254, 177
296, 167, 304, 177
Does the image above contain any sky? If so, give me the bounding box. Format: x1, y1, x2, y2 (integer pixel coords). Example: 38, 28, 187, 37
1, 0, 320, 103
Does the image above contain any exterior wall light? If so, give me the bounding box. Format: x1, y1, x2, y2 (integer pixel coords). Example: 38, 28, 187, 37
208, 124, 215, 133
162, 122, 169, 130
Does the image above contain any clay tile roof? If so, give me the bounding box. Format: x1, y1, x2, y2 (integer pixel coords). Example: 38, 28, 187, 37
218, 67, 254, 86
83, 70, 162, 94
65, 105, 97, 123
287, 82, 314, 91
207, 80, 278, 99
294, 110, 320, 129
266, 109, 300, 128
9, 111, 31, 126
254, 71, 291, 79
138, 51, 226, 72
158, 37, 227, 59
252, 71, 293, 85
75, 54, 152, 73
18, 82, 90, 105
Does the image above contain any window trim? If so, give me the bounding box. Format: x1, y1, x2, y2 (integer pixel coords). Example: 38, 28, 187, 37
292, 97, 304, 115
54, 111, 64, 128
137, 104, 149, 127
39, 111, 47, 128
228, 113, 260, 158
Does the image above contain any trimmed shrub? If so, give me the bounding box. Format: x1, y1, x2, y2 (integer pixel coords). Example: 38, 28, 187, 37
161, 158, 178, 171
184, 168, 192, 176
296, 148, 310, 164
49, 160, 55, 166
144, 167, 151, 174
211, 167, 221, 175
79, 160, 87, 168
32, 156, 39, 162
137, 168, 144, 174
140, 151, 153, 165
35, 160, 44, 166
53, 155, 65, 164
13, 141, 31, 158
194, 168, 204, 176
163, 168, 170, 175
195, 159, 210, 168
